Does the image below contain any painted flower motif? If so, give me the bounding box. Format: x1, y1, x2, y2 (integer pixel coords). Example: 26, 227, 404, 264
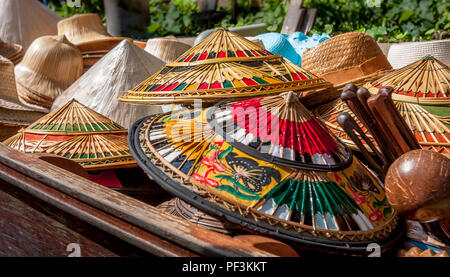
200, 156, 227, 172
192, 173, 219, 187
354, 194, 367, 205
369, 210, 383, 222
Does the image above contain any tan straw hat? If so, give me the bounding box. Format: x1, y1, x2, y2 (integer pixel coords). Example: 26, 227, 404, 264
0, 38, 23, 65
302, 32, 392, 85
144, 37, 191, 63
57, 13, 112, 45
0, 0, 61, 51
15, 35, 83, 111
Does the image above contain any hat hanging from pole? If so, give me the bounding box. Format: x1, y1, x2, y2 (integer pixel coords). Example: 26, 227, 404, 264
128, 91, 402, 254
52, 40, 165, 129
4, 99, 136, 171
302, 32, 392, 86
57, 13, 131, 73
314, 56, 450, 157
119, 29, 332, 105
0, 0, 61, 51
0, 38, 23, 65
144, 37, 191, 63
14, 35, 83, 112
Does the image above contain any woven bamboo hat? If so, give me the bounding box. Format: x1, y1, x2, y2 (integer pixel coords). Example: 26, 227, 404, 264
129, 91, 402, 254
119, 29, 332, 105
15, 35, 83, 112
57, 13, 112, 45
144, 37, 191, 63
53, 40, 165, 129
0, 38, 23, 65
0, 0, 61, 51
314, 56, 449, 157
302, 32, 392, 85
0, 55, 46, 124
4, 99, 136, 171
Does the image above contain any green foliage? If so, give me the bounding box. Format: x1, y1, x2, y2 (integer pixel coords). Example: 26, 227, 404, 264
304, 0, 449, 42
40, 0, 105, 20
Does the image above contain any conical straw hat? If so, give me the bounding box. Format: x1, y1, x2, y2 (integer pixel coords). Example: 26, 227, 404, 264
15, 35, 83, 112
119, 29, 332, 105
53, 40, 165, 128
144, 37, 191, 63
128, 92, 401, 253
0, 55, 46, 125
302, 32, 392, 85
0, 38, 23, 65
4, 99, 136, 170
313, 56, 450, 157
0, 0, 61, 50
57, 13, 112, 45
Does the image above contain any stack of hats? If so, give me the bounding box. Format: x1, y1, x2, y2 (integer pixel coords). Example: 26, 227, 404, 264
256, 32, 330, 66
0, 38, 23, 65
14, 35, 83, 112
57, 13, 130, 73
144, 37, 191, 63
128, 91, 402, 254
0, 0, 61, 50
0, 56, 45, 140
53, 39, 166, 128
315, 56, 449, 157
4, 99, 136, 171
302, 32, 392, 86
119, 28, 332, 105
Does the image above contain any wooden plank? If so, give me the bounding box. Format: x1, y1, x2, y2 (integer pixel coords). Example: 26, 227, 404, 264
0, 144, 274, 257
0, 163, 196, 257
300, 8, 317, 34
281, 0, 305, 35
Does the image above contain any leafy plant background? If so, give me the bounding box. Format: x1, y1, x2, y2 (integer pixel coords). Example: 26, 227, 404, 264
41, 0, 449, 42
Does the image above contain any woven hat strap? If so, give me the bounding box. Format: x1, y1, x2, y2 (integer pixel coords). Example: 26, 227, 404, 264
320, 54, 392, 85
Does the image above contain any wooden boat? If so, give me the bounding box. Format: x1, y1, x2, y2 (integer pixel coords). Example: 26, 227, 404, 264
0, 143, 275, 257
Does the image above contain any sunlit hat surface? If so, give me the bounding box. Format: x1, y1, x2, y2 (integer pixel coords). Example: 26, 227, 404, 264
119, 29, 332, 105
4, 99, 135, 170
129, 92, 402, 253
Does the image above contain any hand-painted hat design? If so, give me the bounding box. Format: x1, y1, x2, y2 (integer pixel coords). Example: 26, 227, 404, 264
119, 29, 331, 105
129, 92, 401, 253
314, 56, 450, 157
4, 99, 135, 170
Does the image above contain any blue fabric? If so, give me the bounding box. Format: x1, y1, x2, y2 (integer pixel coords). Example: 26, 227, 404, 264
256, 32, 330, 66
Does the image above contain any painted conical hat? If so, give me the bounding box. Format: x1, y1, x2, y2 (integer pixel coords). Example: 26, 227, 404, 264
57, 13, 113, 45
52, 40, 165, 128
314, 56, 450, 157
364, 55, 449, 105
0, 0, 61, 51
128, 92, 401, 253
119, 29, 331, 105
4, 99, 135, 170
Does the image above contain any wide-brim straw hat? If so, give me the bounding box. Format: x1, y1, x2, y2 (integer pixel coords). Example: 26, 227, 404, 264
0, 38, 23, 65
144, 37, 191, 63
387, 38, 450, 69
15, 35, 83, 111
302, 32, 392, 85
57, 13, 112, 45
53, 40, 165, 129
0, 0, 61, 51
128, 92, 402, 254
